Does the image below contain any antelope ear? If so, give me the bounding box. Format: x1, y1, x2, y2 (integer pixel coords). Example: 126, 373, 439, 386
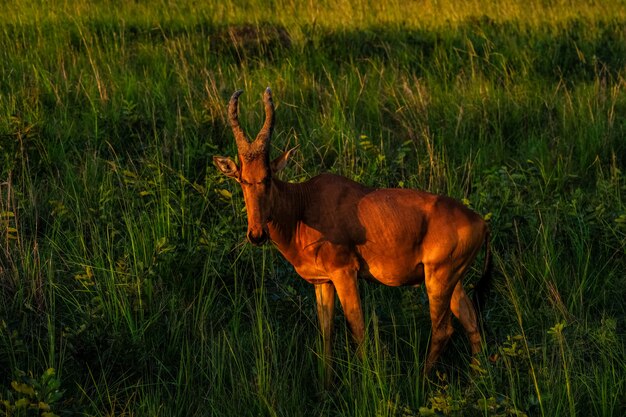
213, 156, 239, 179
271, 146, 298, 173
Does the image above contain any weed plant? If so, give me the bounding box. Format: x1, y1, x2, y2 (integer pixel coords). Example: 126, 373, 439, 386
0, 1, 624, 416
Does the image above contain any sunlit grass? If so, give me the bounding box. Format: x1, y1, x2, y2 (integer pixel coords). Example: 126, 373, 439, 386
2, 0, 625, 32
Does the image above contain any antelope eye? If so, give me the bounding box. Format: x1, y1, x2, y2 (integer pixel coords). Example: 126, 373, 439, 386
240, 176, 271, 186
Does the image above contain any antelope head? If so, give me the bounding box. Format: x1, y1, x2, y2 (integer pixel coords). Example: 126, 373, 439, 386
213, 88, 295, 245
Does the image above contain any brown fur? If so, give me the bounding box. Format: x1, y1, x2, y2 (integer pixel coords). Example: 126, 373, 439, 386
214, 89, 492, 382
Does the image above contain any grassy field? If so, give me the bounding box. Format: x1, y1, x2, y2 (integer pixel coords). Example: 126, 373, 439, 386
1, 0, 625, 416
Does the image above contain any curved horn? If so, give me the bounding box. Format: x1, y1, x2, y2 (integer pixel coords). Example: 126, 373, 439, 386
228, 90, 250, 151
253, 87, 275, 150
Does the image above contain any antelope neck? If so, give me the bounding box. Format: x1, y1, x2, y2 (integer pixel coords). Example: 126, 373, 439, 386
267, 178, 308, 247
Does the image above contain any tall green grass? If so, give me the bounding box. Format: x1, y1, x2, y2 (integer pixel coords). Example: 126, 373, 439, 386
1, 1, 625, 416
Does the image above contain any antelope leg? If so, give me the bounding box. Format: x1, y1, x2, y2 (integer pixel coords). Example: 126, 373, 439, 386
315, 282, 336, 387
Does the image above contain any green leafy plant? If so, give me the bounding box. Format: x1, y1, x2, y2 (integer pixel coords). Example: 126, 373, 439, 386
0, 369, 63, 417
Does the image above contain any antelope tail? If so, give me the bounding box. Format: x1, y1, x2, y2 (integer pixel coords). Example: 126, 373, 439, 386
472, 229, 493, 317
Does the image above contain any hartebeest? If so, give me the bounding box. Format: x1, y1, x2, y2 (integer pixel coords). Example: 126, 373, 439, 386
214, 88, 492, 377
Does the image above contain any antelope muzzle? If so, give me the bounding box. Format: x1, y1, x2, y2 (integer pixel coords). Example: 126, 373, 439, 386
247, 228, 269, 246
